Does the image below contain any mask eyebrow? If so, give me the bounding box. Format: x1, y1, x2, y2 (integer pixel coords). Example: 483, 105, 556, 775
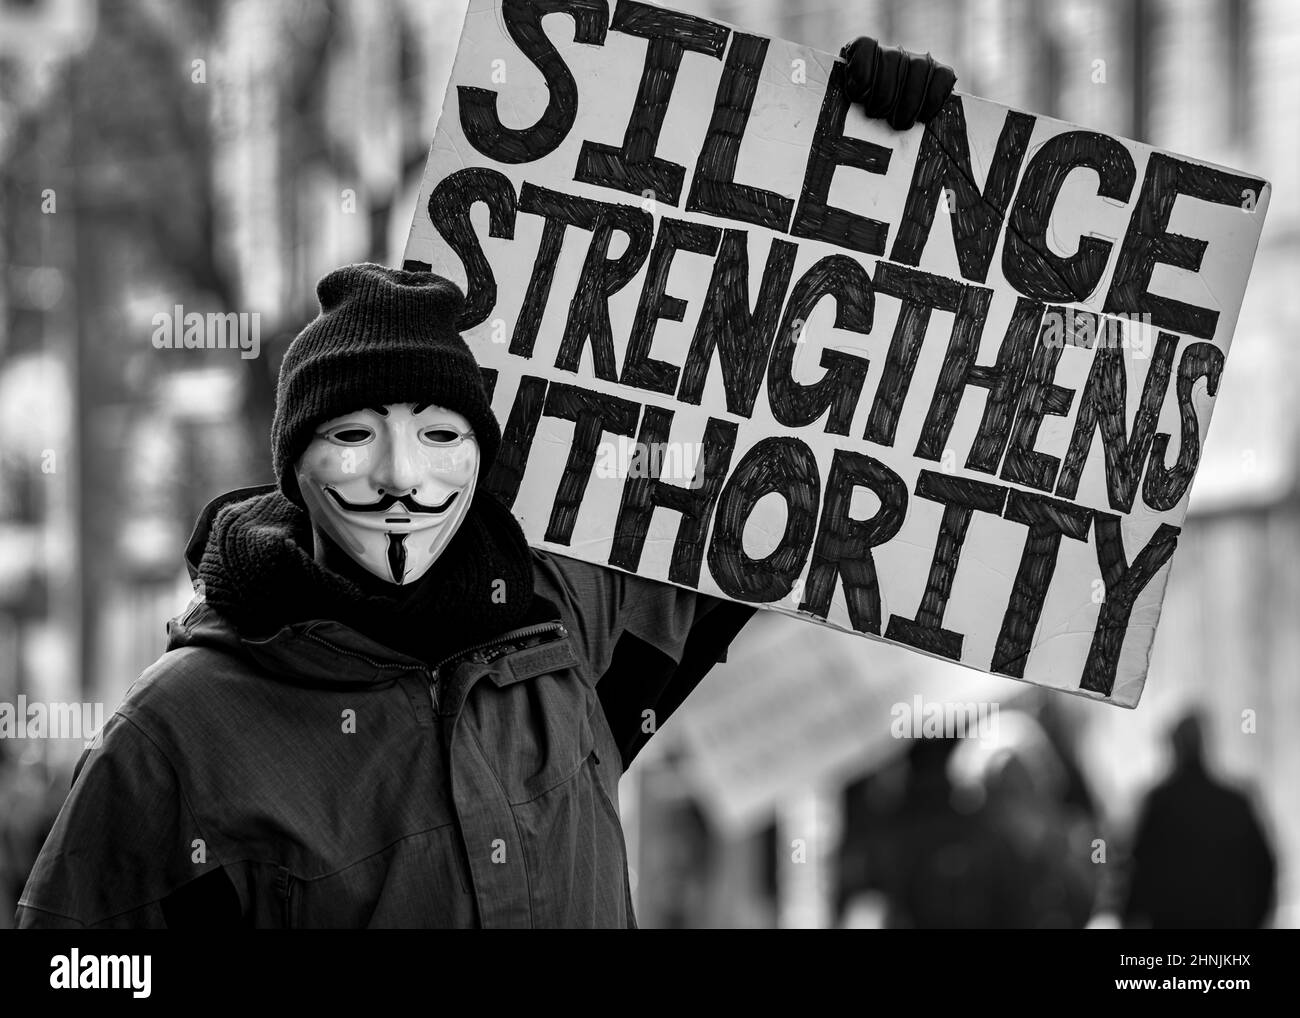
411, 402, 430, 415
368, 406, 390, 417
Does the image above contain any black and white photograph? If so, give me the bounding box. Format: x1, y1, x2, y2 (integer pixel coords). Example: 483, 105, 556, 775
0, 0, 1292, 995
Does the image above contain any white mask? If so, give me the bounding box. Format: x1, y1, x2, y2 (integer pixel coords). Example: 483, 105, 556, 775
295, 402, 479, 585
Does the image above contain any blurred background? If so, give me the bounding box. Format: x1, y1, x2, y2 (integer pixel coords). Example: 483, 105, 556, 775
0, 0, 1295, 928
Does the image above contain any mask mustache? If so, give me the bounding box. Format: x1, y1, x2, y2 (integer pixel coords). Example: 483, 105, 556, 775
324, 487, 459, 515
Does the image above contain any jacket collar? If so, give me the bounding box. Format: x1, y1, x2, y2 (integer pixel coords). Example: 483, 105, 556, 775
183, 483, 278, 581
173, 486, 564, 689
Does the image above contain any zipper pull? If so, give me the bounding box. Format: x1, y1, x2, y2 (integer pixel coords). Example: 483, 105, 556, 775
428, 668, 439, 713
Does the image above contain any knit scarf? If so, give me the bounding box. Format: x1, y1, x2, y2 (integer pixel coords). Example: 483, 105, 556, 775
197, 486, 535, 666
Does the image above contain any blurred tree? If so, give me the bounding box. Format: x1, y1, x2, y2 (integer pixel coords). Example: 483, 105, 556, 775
1, 0, 446, 698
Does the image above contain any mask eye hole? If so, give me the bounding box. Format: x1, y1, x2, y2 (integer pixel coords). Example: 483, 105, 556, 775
326, 426, 374, 445
420, 427, 464, 446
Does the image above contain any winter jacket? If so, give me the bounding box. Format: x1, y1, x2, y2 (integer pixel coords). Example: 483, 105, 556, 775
16, 485, 753, 928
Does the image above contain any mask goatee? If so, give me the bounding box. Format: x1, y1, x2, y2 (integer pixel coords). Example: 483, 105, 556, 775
386, 533, 408, 584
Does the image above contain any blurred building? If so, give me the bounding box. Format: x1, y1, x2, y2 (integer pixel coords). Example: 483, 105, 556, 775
0, 0, 471, 740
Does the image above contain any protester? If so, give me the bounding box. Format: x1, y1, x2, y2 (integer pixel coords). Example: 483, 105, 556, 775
14, 37, 958, 928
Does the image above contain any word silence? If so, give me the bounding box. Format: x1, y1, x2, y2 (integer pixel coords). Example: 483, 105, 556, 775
405, 0, 1270, 706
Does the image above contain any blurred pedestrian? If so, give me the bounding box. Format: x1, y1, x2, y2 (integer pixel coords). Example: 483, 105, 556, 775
0, 748, 65, 929
1124, 709, 1276, 929
850, 737, 1029, 928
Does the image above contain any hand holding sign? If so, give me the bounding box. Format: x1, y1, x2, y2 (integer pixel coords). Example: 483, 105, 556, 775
406, 0, 1270, 708
841, 36, 957, 131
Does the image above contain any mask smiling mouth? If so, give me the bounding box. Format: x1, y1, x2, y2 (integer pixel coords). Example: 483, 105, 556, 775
324, 487, 459, 516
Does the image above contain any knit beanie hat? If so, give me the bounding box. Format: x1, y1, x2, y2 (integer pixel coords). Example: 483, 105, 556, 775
271, 263, 501, 505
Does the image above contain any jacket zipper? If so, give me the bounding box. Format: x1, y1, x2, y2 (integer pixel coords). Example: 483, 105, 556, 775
301, 630, 432, 712
304, 621, 568, 714
301, 630, 428, 673
427, 621, 568, 713
283, 875, 294, 928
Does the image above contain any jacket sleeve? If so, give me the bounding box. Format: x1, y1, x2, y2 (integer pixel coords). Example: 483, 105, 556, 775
532, 551, 756, 769
15, 710, 224, 929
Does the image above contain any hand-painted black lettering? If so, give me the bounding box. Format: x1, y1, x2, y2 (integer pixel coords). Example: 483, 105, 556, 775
459, 0, 609, 163
609, 407, 738, 586
1105, 154, 1266, 338
485, 375, 549, 508
885, 471, 1007, 660
686, 33, 793, 231
864, 261, 964, 447
622, 218, 722, 395
1000, 305, 1082, 491
677, 232, 797, 417
791, 60, 893, 255
574, 0, 728, 203
707, 437, 820, 601
1055, 329, 1177, 512
913, 285, 1021, 465
428, 168, 519, 330
1142, 341, 1224, 511
991, 489, 1092, 678
799, 450, 907, 635
542, 383, 641, 543
889, 98, 1034, 283
767, 255, 873, 436
1003, 131, 1136, 302
1081, 515, 1179, 695
554, 199, 654, 380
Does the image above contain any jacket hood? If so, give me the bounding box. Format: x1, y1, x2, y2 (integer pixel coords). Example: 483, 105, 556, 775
170, 485, 423, 686
169, 484, 552, 689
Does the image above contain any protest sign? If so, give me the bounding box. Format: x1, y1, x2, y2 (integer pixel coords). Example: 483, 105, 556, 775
404, 0, 1271, 707
662, 614, 1026, 832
